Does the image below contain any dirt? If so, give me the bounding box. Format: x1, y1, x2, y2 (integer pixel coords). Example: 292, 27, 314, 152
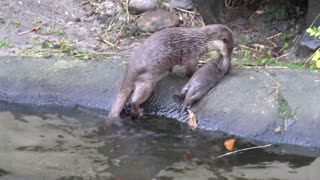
0, 0, 137, 59
0, 0, 308, 68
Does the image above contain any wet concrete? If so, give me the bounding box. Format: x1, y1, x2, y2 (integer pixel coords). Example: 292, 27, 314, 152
0, 56, 320, 149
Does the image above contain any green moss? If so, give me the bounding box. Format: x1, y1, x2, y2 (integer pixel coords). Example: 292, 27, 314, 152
0, 40, 9, 48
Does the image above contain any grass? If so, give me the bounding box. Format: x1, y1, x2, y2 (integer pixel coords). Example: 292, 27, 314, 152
49, 27, 64, 35
233, 48, 312, 69
278, 98, 295, 121
0, 40, 9, 48
22, 38, 114, 60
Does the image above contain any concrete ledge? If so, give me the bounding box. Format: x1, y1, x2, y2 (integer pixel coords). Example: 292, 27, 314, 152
0, 56, 320, 150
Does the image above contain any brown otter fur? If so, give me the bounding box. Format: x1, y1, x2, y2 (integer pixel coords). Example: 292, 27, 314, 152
177, 54, 232, 112
108, 24, 233, 119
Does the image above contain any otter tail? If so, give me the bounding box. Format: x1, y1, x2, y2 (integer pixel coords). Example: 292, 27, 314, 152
108, 69, 135, 119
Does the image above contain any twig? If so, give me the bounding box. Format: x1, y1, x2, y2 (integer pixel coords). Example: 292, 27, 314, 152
239, 44, 263, 53
125, 0, 130, 23
266, 38, 277, 47
216, 144, 272, 158
99, 38, 121, 50
267, 32, 282, 40
309, 12, 320, 28
174, 7, 195, 14
224, 0, 232, 8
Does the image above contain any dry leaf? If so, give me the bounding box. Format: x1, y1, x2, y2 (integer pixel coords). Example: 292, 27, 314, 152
224, 138, 236, 151
274, 126, 281, 133
31, 26, 40, 31
187, 110, 197, 130
256, 10, 265, 15
181, 153, 192, 165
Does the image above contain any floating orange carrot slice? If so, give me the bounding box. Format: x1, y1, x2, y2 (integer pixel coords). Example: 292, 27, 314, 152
224, 138, 236, 151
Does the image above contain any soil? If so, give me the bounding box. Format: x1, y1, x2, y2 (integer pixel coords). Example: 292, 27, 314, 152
0, 0, 139, 59
0, 0, 308, 67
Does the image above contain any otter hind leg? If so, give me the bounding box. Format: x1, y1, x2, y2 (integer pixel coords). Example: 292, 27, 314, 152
130, 81, 154, 117
108, 87, 134, 119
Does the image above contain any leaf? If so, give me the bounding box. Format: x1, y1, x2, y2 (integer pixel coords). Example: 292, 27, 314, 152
312, 50, 320, 61
316, 60, 320, 68
224, 138, 236, 151
31, 26, 40, 31
306, 27, 313, 34
256, 10, 265, 15
187, 110, 197, 130
310, 31, 316, 36
283, 42, 289, 50
274, 126, 281, 133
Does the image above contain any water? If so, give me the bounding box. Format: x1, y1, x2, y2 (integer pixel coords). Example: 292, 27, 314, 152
0, 102, 319, 180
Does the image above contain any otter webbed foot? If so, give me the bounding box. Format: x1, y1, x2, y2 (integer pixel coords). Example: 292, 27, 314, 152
130, 107, 144, 118
98, 115, 124, 132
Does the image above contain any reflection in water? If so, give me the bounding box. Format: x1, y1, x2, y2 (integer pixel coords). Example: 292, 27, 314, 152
0, 101, 319, 180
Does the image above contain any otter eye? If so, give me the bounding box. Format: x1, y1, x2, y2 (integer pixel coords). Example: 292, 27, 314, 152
222, 38, 227, 43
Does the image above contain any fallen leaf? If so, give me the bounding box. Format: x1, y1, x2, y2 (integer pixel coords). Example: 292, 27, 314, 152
274, 126, 281, 133
224, 138, 236, 151
181, 153, 192, 165
31, 26, 40, 31
187, 110, 197, 130
255, 10, 265, 15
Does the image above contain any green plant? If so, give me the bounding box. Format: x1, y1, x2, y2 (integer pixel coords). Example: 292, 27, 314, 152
50, 27, 64, 35
306, 26, 320, 68
0, 40, 9, 48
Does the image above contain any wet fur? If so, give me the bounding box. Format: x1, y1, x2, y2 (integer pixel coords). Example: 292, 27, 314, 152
108, 24, 233, 119
178, 55, 231, 112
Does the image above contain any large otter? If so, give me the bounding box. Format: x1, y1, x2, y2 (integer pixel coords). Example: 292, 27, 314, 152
177, 53, 232, 112
108, 24, 233, 119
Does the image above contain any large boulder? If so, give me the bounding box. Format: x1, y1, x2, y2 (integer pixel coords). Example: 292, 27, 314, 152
191, 0, 225, 24
137, 10, 180, 33
170, 0, 194, 10
129, 0, 158, 14
295, 0, 320, 58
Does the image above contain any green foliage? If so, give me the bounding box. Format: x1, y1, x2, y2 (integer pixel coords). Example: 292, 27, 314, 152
306, 26, 320, 37
0, 40, 9, 48
306, 26, 320, 68
278, 98, 295, 121
50, 27, 64, 35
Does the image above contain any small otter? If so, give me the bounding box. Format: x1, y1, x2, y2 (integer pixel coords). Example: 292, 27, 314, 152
177, 54, 231, 112
108, 24, 233, 119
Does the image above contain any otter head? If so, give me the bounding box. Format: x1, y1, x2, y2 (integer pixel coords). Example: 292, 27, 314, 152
203, 24, 234, 58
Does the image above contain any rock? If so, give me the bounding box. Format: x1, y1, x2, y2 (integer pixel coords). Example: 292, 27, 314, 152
191, 0, 225, 24
295, 33, 320, 58
129, 0, 158, 14
137, 10, 180, 33
170, 0, 193, 10
305, 0, 320, 26
95, 1, 125, 24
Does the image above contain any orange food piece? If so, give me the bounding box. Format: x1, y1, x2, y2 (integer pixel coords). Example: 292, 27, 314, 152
224, 138, 236, 151
187, 110, 197, 130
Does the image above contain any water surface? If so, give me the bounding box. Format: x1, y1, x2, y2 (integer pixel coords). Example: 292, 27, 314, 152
0, 102, 319, 180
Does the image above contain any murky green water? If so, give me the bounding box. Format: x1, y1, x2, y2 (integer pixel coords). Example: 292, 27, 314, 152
0, 102, 319, 180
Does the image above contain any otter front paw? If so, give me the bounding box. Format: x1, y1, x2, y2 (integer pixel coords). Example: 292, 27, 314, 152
131, 107, 144, 118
